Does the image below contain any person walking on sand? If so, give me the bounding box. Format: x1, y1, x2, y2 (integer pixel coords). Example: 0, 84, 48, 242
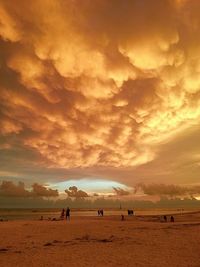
66, 207, 70, 221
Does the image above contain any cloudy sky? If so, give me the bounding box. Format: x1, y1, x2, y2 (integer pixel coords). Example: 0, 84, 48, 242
0, 0, 200, 198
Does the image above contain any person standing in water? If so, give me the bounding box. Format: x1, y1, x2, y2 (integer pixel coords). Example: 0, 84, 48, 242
66, 207, 70, 221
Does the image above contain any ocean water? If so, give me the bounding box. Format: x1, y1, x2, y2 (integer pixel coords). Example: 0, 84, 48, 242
0, 208, 193, 221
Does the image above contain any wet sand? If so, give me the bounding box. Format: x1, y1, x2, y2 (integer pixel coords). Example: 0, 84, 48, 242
0, 212, 200, 267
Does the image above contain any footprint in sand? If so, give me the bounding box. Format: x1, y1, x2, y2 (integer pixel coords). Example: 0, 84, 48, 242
98, 238, 112, 243
0, 248, 9, 252
44, 242, 53, 246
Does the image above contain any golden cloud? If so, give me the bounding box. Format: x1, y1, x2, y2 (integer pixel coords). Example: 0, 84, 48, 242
1, 0, 200, 171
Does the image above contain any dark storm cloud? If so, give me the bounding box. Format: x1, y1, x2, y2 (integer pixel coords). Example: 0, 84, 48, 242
0, 181, 58, 197
65, 186, 89, 198
0, 0, 200, 195
113, 187, 130, 196
135, 183, 200, 198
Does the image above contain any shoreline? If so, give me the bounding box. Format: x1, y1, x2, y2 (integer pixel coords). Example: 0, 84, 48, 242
0, 209, 200, 222
1, 208, 199, 221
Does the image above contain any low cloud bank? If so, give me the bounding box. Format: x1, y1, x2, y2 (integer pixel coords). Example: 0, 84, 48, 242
65, 186, 89, 198
113, 187, 130, 196
135, 183, 200, 198
1, 180, 200, 209
32, 183, 59, 197
0, 181, 59, 198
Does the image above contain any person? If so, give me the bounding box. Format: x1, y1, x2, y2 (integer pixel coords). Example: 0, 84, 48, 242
60, 208, 65, 219
97, 209, 104, 216
164, 215, 167, 222
170, 216, 174, 222
66, 207, 70, 221
121, 214, 125, 221
128, 209, 134, 216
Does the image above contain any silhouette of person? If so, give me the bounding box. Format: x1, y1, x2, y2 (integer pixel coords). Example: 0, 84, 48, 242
66, 207, 70, 221
60, 208, 65, 219
170, 216, 174, 222
164, 215, 167, 222
128, 210, 134, 216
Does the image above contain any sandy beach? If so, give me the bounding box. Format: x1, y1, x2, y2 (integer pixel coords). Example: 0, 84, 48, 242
0, 212, 200, 267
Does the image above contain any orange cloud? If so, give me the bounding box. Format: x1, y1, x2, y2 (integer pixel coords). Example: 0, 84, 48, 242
0, 0, 200, 189
65, 186, 89, 198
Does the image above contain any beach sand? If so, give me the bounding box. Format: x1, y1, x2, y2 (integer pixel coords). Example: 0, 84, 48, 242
0, 212, 200, 267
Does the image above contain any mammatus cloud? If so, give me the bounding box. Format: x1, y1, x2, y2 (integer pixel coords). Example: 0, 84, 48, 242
65, 186, 89, 198
1, 0, 200, 193
135, 183, 200, 198
0, 181, 58, 197
1, 0, 200, 171
113, 187, 130, 196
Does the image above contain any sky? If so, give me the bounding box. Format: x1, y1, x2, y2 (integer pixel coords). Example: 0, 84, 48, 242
1, 0, 200, 202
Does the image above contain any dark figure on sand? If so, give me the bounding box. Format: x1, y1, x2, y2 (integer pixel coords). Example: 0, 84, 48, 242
127, 209, 134, 216
170, 216, 174, 222
164, 215, 167, 222
98, 209, 104, 216
66, 207, 70, 221
121, 214, 125, 221
60, 208, 65, 220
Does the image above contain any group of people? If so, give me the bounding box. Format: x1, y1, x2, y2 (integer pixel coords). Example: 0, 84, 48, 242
162, 215, 175, 222
127, 209, 134, 216
60, 207, 71, 220
41, 208, 175, 223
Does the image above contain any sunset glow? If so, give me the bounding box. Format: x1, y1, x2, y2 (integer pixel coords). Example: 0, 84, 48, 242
1, 0, 200, 202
